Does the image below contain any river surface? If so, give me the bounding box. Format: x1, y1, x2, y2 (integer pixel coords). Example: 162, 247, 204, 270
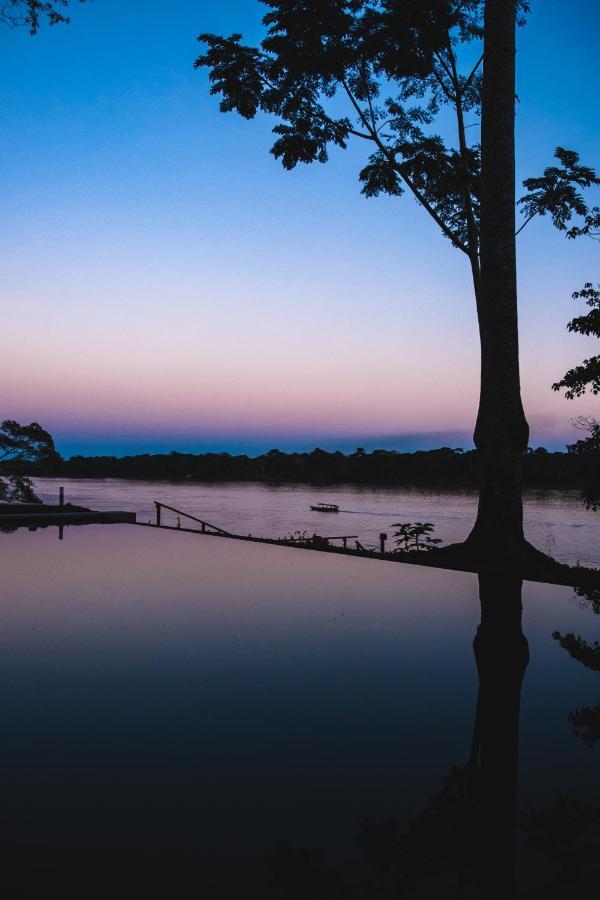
33, 477, 600, 566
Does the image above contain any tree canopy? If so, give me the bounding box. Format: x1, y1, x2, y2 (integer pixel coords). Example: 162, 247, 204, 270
195, 0, 596, 281
553, 284, 600, 399
0, 419, 58, 503
0, 0, 86, 34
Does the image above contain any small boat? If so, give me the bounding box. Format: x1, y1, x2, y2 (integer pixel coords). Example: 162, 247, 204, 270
310, 502, 339, 513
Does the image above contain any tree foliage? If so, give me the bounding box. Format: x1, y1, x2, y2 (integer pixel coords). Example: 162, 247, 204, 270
0, 0, 86, 34
567, 206, 600, 242
391, 520, 442, 552
0, 419, 58, 503
553, 285, 600, 399
195, 1, 596, 274
518, 148, 600, 235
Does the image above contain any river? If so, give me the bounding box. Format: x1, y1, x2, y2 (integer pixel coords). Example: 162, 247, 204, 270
33, 477, 600, 567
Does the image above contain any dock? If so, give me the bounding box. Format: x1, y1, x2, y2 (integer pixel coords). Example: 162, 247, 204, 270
0, 503, 136, 528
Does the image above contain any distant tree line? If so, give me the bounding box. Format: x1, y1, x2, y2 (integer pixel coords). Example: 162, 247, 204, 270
25, 445, 600, 490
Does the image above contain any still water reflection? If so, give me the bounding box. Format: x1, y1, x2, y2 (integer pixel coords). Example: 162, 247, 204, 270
1, 524, 599, 897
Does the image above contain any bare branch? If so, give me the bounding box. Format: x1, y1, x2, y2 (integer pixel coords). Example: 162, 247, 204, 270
433, 49, 455, 84
515, 211, 537, 237
464, 53, 484, 92
431, 58, 457, 103
360, 61, 378, 132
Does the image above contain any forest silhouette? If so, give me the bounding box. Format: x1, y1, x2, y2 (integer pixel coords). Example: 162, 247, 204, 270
29, 444, 600, 492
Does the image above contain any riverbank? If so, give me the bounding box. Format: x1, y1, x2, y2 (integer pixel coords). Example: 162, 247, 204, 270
25, 445, 600, 490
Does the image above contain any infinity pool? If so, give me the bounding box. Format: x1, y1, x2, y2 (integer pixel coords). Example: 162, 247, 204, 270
2, 523, 598, 897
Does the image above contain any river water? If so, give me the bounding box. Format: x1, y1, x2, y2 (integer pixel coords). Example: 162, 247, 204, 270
33, 477, 600, 567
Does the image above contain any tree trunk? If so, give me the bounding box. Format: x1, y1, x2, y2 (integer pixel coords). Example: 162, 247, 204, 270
467, 0, 530, 559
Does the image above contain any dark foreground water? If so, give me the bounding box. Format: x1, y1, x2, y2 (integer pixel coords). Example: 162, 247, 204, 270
2, 523, 599, 897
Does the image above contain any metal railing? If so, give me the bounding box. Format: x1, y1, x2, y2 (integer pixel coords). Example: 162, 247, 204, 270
153, 502, 232, 536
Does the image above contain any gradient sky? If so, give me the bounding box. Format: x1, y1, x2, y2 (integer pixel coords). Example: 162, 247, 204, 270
1, 0, 599, 457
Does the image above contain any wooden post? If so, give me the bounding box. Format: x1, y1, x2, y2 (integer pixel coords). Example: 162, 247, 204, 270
342, 537, 347, 549
202, 522, 206, 533
59, 486, 64, 507
155, 502, 161, 526
380, 532, 387, 554
59, 525, 64, 541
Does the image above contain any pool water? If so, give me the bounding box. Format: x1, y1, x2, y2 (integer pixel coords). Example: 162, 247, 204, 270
1, 523, 599, 897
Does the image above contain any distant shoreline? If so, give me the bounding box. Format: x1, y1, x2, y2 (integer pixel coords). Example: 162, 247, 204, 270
24, 446, 599, 491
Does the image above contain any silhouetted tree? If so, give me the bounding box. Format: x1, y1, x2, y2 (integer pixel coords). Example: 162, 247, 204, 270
195, 0, 598, 563
550, 156, 600, 506
562, 416, 600, 509
473, 5, 594, 561
0, 419, 58, 502
566, 206, 600, 242
553, 284, 600, 399
0, 0, 86, 34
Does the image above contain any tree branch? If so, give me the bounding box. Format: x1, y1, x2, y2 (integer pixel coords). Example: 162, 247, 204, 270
447, 47, 481, 282
464, 53, 484, 92
431, 58, 457, 103
433, 49, 455, 85
360, 61, 378, 132
515, 210, 537, 236
341, 79, 471, 256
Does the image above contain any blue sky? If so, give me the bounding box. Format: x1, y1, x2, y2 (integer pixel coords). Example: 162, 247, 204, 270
1, 0, 599, 457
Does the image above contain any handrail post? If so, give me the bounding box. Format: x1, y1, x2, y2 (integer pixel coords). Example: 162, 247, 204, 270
155, 502, 161, 527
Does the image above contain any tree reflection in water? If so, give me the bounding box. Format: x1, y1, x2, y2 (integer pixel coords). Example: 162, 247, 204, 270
553, 584, 600, 750
553, 583, 600, 752
265, 574, 600, 898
